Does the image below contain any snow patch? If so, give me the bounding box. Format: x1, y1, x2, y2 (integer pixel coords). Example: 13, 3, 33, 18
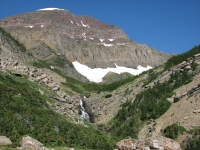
37, 8, 65, 11
25, 25, 34, 28
50, 66, 54, 69
70, 20, 73, 24
81, 21, 87, 27
76, 23, 81, 26
41, 25, 44, 28
102, 43, 113, 47
90, 38, 94, 40
103, 43, 113, 47
100, 39, 104, 42
81, 21, 90, 28
72, 61, 152, 83
108, 39, 114, 42
82, 33, 86, 38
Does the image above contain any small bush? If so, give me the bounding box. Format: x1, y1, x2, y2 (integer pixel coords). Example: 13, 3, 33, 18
174, 97, 180, 103
105, 94, 112, 98
163, 123, 186, 139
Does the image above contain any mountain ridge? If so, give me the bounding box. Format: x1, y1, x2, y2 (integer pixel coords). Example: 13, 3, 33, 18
0, 9, 171, 80
0, 19, 200, 149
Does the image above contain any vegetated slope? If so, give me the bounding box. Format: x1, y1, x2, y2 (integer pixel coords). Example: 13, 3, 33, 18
108, 45, 200, 141
0, 71, 116, 149
0, 26, 118, 149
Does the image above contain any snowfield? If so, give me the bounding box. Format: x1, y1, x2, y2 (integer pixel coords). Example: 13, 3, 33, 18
72, 61, 152, 83
37, 8, 65, 11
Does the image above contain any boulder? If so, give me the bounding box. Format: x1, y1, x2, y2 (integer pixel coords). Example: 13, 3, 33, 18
19, 136, 48, 150
185, 65, 192, 70
193, 109, 200, 113
0, 136, 12, 145
116, 136, 181, 150
167, 98, 174, 103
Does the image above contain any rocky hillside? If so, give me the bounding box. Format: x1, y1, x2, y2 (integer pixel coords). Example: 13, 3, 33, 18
1, 8, 200, 150
0, 8, 171, 74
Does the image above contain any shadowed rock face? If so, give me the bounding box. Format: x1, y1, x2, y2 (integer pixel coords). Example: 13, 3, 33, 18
0, 9, 171, 70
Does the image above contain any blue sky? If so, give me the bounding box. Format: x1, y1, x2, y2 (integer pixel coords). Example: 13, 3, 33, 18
0, 0, 199, 54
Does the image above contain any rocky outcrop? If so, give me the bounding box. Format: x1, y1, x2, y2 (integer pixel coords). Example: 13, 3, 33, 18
17, 136, 48, 150
84, 53, 200, 124
0, 27, 88, 82
0, 9, 171, 70
144, 53, 200, 90
116, 136, 181, 150
0, 55, 87, 125
0, 136, 12, 145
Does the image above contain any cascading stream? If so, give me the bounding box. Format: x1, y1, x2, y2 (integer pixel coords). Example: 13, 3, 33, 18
80, 98, 90, 121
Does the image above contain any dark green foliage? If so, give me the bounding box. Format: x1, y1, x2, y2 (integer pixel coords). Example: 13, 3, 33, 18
184, 127, 200, 150
32, 60, 51, 69
0, 27, 26, 53
105, 94, 112, 98
142, 71, 160, 87
53, 57, 65, 68
173, 97, 180, 103
164, 45, 200, 70
0, 72, 116, 149
109, 69, 194, 138
163, 123, 186, 139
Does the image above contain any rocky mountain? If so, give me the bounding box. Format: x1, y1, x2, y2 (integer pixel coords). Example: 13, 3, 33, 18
0, 8, 171, 82
1, 8, 200, 150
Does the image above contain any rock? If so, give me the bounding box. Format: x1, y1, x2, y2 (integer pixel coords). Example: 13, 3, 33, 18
20, 136, 48, 150
193, 109, 200, 113
149, 119, 154, 123
52, 86, 60, 91
38, 89, 44, 95
0, 136, 12, 145
149, 126, 156, 132
116, 136, 181, 150
194, 53, 200, 57
167, 98, 174, 103
185, 65, 192, 70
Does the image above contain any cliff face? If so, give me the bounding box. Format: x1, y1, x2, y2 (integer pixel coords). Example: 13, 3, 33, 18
0, 9, 171, 70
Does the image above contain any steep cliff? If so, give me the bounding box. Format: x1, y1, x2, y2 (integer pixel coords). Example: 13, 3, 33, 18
0, 8, 171, 71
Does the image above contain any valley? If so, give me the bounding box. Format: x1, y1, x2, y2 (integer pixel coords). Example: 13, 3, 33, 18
0, 8, 200, 150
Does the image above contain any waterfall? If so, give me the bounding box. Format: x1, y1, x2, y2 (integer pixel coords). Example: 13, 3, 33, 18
80, 99, 90, 121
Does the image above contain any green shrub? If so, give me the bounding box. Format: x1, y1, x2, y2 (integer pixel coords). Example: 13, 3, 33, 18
163, 123, 186, 139
184, 127, 200, 150
173, 97, 180, 103
109, 65, 194, 139
105, 94, 112, 98
164, 45, 200, 70
0, 72, 116, 149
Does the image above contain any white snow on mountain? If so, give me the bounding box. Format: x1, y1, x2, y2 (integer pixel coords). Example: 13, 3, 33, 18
100, 39, 104, 42
37, 8, 65, 11
81, 21, 87, 27
72, 61, 152, 83
102, 43, 113, 47
25, 25, 34, 28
